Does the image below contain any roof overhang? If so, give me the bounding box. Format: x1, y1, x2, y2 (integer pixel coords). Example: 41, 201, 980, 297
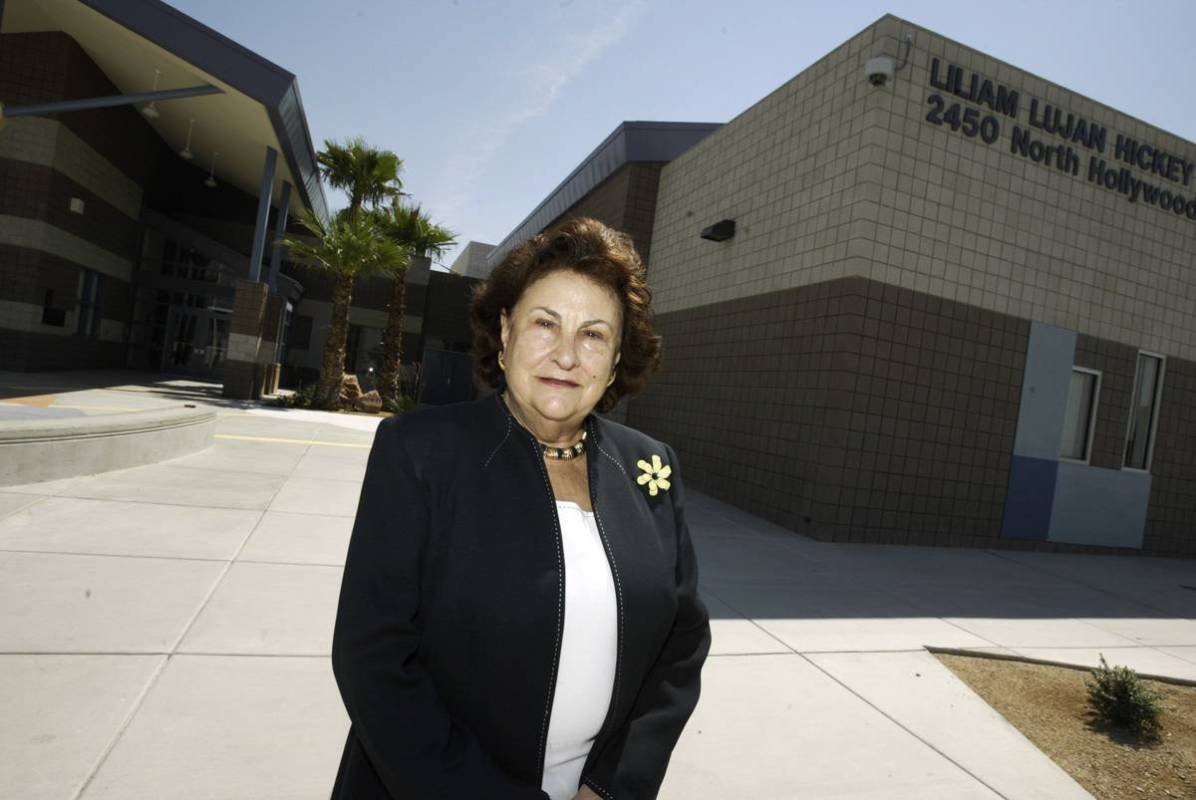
2, 0, 328, 222
487, 121, 722, 268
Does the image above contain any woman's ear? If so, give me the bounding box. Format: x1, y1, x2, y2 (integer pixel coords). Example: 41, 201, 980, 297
499, 308, 509, 351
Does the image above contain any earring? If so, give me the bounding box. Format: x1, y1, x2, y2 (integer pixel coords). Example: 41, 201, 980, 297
498, 350, 506, 371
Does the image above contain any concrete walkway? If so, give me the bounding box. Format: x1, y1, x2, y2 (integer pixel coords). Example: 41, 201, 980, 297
0, 369, 261, 419
0, 400, 1194, 798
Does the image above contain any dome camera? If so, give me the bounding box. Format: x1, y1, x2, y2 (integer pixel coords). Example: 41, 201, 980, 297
865, 56, 895, 87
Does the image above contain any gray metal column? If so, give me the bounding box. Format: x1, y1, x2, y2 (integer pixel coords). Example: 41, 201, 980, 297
248, 145, 277, 283
266, 180, 292, 290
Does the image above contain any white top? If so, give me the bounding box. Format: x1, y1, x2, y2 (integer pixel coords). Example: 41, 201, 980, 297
541, 501, 618, 800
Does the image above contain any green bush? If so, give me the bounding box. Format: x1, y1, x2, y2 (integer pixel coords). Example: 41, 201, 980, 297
1084, 653, 1163, 738
269, 382, 323, 409
382, 394, 417, 414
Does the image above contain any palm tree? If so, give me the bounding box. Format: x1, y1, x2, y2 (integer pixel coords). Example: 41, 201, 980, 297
316, 137, 403, 222
281, 208, 404, 409
297, 138, 402, 408
372, 202, 457, 407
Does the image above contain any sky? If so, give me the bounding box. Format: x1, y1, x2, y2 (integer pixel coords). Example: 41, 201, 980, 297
168, 0, 1196, 270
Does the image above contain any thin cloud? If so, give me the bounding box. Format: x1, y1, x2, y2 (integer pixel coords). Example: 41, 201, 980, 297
434, 1, 647, 223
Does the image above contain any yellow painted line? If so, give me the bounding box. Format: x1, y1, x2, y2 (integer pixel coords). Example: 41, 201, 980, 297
0, 402, 146, 412
214, 433, 370, 449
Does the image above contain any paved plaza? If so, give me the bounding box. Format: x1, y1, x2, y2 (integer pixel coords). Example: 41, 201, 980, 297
1, 375, 1194, 798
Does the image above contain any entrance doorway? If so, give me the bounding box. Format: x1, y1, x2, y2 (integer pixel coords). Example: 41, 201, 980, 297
131, 221, 240, 381
161, 304, 231, 377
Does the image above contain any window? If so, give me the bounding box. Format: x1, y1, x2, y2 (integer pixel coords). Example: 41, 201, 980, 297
76, 268, 103, 338
1060, 367, 1100, 462
41, 289, 65, 327
1124, 352, 1165, 471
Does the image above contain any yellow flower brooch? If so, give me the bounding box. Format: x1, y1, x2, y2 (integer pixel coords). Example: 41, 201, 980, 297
636, 454, 672, 496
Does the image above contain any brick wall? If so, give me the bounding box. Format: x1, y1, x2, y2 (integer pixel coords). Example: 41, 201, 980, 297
0, 159, 140, 261
623, 163, 664, 265
0, 244, 131, 360
1141, 357, 1196, 556
0, 246, 80, 306
230, 279, 269, 338
538, 162, 666, 268
0, 32, 69, 106
629, 274, 1195, 557
0, 31, 150, 371
0, 32, 155, 185
0, 327, 124, 371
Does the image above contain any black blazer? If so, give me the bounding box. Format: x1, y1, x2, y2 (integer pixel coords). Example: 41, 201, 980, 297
330, 390, 711, 799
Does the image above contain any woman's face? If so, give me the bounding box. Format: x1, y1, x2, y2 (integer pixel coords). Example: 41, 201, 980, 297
500, 268, 622, 430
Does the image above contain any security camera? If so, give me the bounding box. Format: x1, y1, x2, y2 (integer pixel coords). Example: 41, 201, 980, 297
865, 56, 895, 87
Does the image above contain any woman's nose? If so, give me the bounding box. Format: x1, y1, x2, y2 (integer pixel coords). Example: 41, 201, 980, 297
551, 331, 579, 368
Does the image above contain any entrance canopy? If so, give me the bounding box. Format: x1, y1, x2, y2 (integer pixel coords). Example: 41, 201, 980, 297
2, 0, 328, 223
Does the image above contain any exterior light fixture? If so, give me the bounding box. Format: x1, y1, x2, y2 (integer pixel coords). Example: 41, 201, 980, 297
141, 69, 162, 119
179, 117, 194, 160
205, 151, 219, 188
700, 219, 736, 242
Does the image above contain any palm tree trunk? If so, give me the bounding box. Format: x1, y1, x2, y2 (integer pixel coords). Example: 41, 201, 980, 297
318, 272, 355, 409
378, 272, 406, 406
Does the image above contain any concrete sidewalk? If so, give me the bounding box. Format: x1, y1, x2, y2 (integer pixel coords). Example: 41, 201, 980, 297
1, 406, 1194, 799
0, 369, 261, 420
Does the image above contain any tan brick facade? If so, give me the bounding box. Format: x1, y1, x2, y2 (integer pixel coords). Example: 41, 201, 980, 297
621, 15, 1196, 556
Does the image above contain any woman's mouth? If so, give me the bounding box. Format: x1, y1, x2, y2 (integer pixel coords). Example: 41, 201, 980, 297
539, 377, 578, 388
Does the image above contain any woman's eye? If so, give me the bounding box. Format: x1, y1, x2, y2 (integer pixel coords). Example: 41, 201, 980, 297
585, 330, 604, 340
536, 319, 554, 329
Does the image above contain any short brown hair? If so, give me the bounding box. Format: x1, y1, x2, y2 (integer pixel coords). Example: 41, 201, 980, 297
470, 217, 662, 413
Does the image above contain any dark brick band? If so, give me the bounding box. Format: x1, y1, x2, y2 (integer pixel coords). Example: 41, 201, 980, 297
627, 275, 1195, 558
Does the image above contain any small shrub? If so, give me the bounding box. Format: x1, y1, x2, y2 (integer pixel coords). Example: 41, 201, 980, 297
269, 382, 323, 409
267, 390, 294, 408
1084, 653, 1163, 738
382, 394, 417, 414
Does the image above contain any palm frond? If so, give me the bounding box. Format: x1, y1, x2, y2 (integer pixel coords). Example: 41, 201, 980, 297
373, 201, 458, 268
317, 137, 404, 216
281, 206, 402, 281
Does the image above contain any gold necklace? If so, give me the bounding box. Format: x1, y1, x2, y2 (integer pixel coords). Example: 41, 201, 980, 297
543, 429, 586, 460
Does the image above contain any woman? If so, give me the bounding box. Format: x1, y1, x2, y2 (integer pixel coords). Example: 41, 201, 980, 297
330, 216, 711, 799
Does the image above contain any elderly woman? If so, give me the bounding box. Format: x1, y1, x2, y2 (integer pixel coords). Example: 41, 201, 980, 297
329, 216, 711, 800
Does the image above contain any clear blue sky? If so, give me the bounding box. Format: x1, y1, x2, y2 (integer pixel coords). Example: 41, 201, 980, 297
170, 0, 1196, 269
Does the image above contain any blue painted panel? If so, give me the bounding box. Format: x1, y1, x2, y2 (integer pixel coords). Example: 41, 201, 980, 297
1049, 462, 1151, 549
1013, 322, 1077, 460
1001, 455, 1058, 540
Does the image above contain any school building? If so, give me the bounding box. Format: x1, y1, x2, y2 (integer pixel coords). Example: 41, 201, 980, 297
484, 15, 1196, 558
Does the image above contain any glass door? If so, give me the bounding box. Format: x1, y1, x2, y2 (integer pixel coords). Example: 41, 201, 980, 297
161, 303, 230, 379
